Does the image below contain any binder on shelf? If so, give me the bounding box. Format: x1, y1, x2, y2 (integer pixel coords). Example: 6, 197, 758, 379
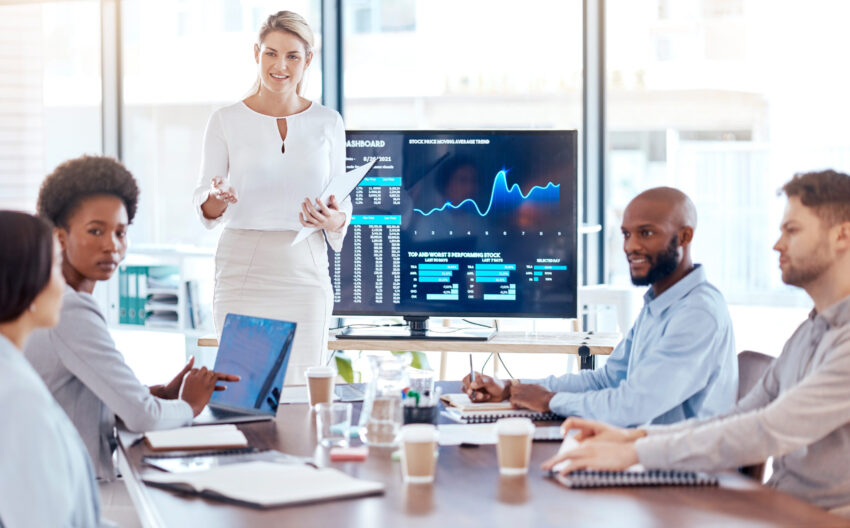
184, 280, 201, 329
119, 266, 128, 324
127, 266, 138, 325
137, 266, 149, 325
116, 263, 189, 330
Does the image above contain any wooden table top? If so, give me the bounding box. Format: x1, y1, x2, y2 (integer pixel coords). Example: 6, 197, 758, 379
119, 385, 849, 528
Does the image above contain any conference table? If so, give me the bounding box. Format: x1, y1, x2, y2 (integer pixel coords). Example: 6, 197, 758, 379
118, 383, 850, 528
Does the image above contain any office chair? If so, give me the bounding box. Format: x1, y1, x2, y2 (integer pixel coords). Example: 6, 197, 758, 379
737, 350, 774, 482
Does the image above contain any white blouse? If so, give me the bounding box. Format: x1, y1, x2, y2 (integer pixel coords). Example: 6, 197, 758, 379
193, 100, 351, 251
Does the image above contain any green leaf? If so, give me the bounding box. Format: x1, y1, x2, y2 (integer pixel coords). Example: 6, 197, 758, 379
390, 350, 432, 371
334, 353, 355, 384
410, 351, 431, 371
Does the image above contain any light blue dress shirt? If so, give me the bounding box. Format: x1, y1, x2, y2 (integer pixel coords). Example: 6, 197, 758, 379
0, 334, 101, 527
541, 265, 738, 427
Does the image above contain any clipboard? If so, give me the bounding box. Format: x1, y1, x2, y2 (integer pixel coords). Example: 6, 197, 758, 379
291, 158, 379, 246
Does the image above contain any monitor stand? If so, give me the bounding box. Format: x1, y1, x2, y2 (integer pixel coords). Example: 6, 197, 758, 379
336, 316, 495, 341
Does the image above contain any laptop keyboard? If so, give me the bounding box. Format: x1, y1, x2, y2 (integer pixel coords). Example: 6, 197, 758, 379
208, 407, 250, 419
335, 385, 365, 402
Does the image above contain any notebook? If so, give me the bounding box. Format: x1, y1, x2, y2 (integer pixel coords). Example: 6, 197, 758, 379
194, 313, 296, 426
440, 393, 562, 423
145, 424, 248, 451
549, 436, 718, 488
551, 468, 719, 488
142, 461, 385, 508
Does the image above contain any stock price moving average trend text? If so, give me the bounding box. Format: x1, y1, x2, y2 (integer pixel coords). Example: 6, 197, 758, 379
413, 170, 560, 218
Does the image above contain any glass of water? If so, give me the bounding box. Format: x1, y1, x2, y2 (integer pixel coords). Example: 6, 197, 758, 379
408, 368, 435, 400
316, 402, 352, 448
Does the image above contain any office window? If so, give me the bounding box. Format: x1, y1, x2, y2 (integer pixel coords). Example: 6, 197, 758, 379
0, 1, 102, 212
121, 0, 322, 247
342, 0, 583, 131
346, 0, 416, 34
605, 0, 850, 351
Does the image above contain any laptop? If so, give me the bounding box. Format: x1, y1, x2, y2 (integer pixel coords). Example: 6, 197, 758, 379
194, 313, 296, 426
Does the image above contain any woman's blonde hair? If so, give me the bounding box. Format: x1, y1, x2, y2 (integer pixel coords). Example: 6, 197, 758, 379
250, 11, 315, 96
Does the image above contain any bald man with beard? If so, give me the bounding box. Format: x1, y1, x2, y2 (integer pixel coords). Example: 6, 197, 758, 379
463, 187, 738, 427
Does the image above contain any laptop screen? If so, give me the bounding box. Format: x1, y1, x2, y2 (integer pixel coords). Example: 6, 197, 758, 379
209, 313, 296, 413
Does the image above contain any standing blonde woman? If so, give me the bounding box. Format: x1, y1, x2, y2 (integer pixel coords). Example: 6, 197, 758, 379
193, 11, 350, 384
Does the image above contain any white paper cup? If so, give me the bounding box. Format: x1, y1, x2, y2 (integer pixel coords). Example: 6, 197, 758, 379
400, 424, 438, 484
306, 366, 335, 407
496, 418, 535, 476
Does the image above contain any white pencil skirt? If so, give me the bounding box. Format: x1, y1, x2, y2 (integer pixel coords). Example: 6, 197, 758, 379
213, 228, 333, 385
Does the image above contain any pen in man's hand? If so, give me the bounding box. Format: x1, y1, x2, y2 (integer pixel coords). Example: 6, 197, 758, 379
469, 354, 477, 401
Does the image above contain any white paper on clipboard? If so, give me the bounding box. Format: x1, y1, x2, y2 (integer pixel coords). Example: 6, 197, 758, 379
291, 158, 379, 246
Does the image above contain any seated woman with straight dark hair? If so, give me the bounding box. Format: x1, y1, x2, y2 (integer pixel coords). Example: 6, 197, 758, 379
25, 155, 239, 481
0, 211, 102, 526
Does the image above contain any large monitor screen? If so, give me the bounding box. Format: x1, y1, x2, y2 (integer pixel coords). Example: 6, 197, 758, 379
329, 130, 577, 319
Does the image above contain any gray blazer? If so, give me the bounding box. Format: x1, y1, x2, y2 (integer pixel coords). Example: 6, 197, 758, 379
25, 286, 193, 480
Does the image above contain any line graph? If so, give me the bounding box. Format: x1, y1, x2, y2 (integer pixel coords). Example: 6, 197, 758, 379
414, 170, 559, 217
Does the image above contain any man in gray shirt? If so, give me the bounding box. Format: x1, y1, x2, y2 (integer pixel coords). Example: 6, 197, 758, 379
543, 169, 850, 517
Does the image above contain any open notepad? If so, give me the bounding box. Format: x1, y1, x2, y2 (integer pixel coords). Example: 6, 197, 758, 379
440, 393, 562, 423
143, 461, 384, 508
145, 424, 248, 451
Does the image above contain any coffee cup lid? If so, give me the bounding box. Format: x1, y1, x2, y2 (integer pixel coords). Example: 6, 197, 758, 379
306, 366, 335, 377
400, 423, 438, 442
496, 417, 535, 435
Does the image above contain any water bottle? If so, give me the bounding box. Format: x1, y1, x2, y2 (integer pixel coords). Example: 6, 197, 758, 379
359, 356, 406, 447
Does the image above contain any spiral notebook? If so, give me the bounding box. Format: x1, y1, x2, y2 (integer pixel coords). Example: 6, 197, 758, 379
549, 436, 718, 488
551, 468, 719, 488
440, 393, 562, 423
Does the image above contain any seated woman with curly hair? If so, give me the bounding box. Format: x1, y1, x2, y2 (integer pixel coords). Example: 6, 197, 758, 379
25, 155, 239, 481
